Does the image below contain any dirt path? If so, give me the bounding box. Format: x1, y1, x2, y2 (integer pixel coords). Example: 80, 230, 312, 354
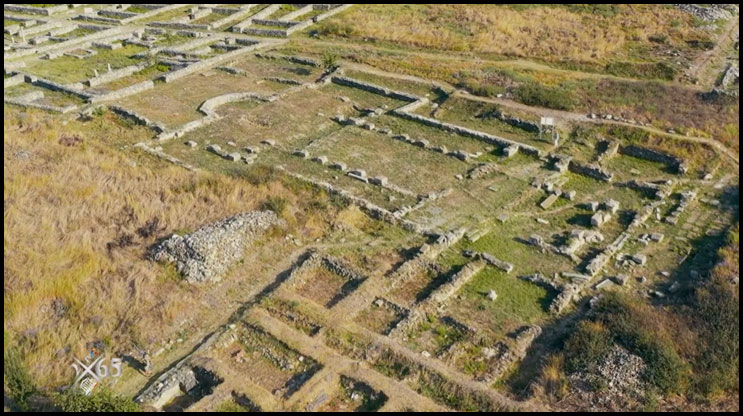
682, 17, 739, 88
305, 39, 648, 85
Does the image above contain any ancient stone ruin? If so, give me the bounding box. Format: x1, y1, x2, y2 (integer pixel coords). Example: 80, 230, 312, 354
151, 210, 283, 283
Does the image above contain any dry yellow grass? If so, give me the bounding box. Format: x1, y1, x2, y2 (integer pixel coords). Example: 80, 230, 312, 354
318, 4, 711, 63
3, 106, 335, 387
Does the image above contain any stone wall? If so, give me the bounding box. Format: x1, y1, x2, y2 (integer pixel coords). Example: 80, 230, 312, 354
619, 145, 686, 174
29, 76, 93, 100
161, 41, 273, 83
4, 74, 25, 88
232, 4, 281, 33
390, 106, 541, 156
254, 52, 320, 67
5, 4, 68, 16
251, 18, 298, 28
109, 105, 167, 133
89, 80, 155, 103
568, 160, 614, 182
277, 167, 425, 234
332, 75, 419, 102
85, 64, 145, 87
4, 95, 77, 114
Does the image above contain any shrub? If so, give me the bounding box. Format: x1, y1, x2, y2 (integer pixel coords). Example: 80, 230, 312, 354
563, 321, 612, 374
56, 388, 140, 412
322, 51, 339, 69
261, 196, 288, 215
4, 347, 37, 411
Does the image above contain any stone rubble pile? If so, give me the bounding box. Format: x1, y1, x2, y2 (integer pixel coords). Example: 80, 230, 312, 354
151, 211, 283, 283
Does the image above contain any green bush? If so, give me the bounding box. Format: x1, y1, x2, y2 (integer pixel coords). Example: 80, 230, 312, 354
564, 321, 613, 374
56, 388, 140, 412
4, 347, 37, 411
515, 82, 576, 110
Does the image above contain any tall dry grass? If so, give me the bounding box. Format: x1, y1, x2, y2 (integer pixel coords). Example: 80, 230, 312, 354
3, 106, 334, 387
318, 4, 710, 63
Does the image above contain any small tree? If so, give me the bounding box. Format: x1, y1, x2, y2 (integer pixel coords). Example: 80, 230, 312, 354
322, 51, 338, 69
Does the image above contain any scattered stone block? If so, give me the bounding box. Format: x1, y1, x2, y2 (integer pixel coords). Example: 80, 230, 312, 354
603, 198, 620, 213
487, 290, 498, 301
503, 145, 518, 157
370, 176, 388, 186
293, 150, 309, 158
225, 152, 241, 162
260, 139, 276, 146
540, 193, 559, 209
185, 140, 197, 147
330, 162, 347, 171
614, 274, 630, 286
536, 218, 549, 225
496, 213, 509, 223
312, 155, 328, 165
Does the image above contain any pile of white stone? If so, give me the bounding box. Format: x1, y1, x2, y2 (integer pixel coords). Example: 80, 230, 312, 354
151, 211, 283, 283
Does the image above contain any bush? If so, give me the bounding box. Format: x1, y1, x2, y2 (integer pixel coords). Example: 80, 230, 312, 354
56, 388, 140, 412
4, 348, 37, 411
261, 196, 288, 215
564, 321, 613, 374
515, 82, 576, 110
322, 51, 339, 69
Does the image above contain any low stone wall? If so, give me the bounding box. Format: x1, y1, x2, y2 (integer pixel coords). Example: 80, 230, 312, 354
29, 76, 92, 100
5, 26, 131, 60
426, 261, 486, 306
277, 167, 425, 234
568, 160, 613, 182
199, 91, 268, 115
4, 73, 25, 88
242, 27, 288, 37
254, 52, 319, 67
390, 107, 541, 156
251, 18, 298, 28
332, 75, 419, 102
286, 4, 355, 36
147, 21, 210, 31
279, 4, 314, 21
619, 145, 687, 174
161, 41, 273, 83
4, 95, 77, 114
109, 105, 167, 133
89, 80, 155, 103
5, 4, 68, 16
98, 9, 138, 19
232, 4, 281, 33
86, 64, 145, 87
